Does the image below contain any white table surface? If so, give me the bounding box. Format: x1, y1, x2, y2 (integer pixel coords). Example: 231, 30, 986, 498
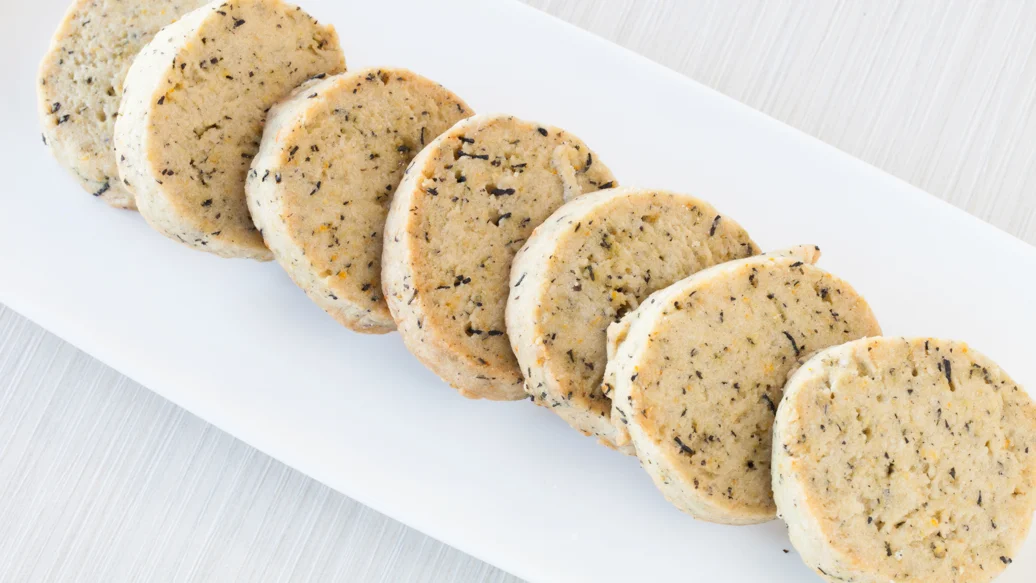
3, 1, 1035, 581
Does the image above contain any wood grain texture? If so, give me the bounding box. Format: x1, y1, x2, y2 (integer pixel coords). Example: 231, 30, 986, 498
527, 0, 1036, 245
3, 1, 1034, 581
0, 306, 518, 583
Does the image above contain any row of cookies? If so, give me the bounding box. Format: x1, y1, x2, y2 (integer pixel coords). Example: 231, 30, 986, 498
380, 152, 1036, 582
383, 136, 1036, 581
38, 0, 1036, 581
38, 0, 617, 339
508, 188, 1036, 582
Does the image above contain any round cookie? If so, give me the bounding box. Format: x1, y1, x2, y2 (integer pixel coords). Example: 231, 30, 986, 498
506, 187, 758, 449
382, 114, 617, 400
602, 246, 829, 450
37, 0, 209, 208
114, 0, 345, 259
247, 68, 471, 333
774, 337, 1036, 583
608, 246, 881, 524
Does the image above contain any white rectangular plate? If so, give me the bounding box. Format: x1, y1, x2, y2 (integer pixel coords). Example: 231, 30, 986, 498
4, 1, 1035, 581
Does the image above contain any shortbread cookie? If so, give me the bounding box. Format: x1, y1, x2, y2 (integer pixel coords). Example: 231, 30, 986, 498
38, 0, 208, 208
608, 246, 881, 524
774, 337, 1036, 583
382, 114, 616, 400
247, 68, 471, 332
506, 187, 758, 449
602, 246, 824, 448
114, 0, 345, 259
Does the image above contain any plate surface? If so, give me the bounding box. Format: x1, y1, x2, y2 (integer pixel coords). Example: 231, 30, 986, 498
2, 1, 1035, 581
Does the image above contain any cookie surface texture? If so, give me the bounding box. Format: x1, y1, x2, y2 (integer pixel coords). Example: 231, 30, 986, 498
38, 0, 209, 208
114, 0, 345, 259
382, 114, 616, 400
247, 68, 471, 332
609, 246, 881, 524
774, 337, 1036, 583
507, 186, 758, 448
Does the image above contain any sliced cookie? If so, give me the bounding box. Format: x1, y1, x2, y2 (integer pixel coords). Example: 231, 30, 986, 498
38, 0, 208, 208
608, 246, 881, 524
383, 114, 616, 400
774, 337, 1036, 583
602, 246, 823, 449
114, 0, 345, 259
247, 68, 471, 333
506, 187, 758, 449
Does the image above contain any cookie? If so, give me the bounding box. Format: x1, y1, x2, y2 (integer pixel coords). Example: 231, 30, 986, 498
114, 0, 345, 259
247, 68, 471, 332
774, 337, 1036, 582
602, 246, 824, 449
382, 114, 616, 400
608, 246, 881, 524
37, 0, 208, 208
506, 187, 758, 450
